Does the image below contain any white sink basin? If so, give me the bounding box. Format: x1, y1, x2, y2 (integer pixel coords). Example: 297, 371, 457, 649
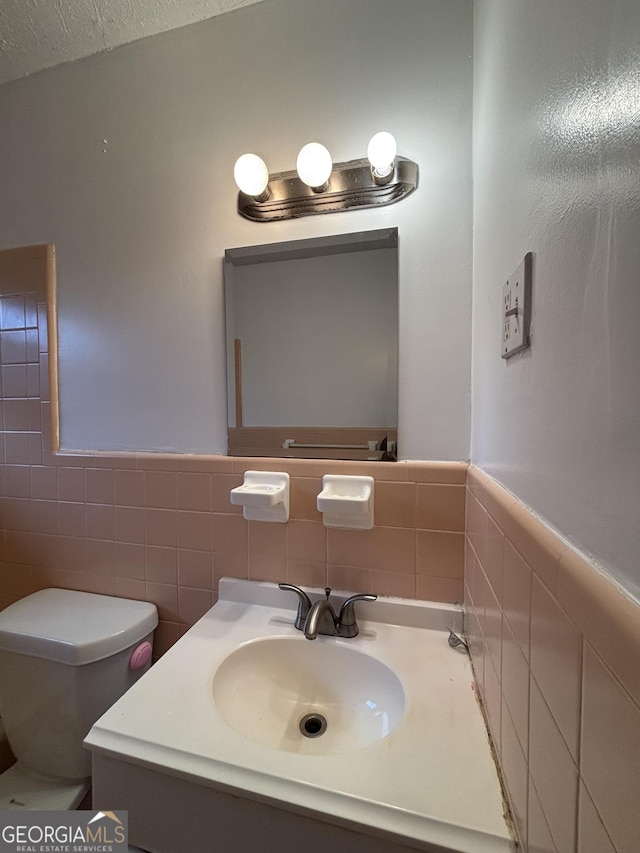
212, 636, 405, 753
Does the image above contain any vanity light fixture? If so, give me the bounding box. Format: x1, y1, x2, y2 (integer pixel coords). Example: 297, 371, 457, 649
233, 132, 418, 222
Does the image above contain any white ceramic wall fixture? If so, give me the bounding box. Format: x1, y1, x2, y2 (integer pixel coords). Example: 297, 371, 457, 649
317, 474, 374, 529
230, 471, 290, 522
85, 579, 514, 853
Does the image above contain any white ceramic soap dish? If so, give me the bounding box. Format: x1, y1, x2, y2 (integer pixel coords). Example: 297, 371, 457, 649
230, 471, 290, 522
317, 474, 374, 529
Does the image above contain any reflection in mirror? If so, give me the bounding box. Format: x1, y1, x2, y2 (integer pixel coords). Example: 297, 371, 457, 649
224, 229, 398, 461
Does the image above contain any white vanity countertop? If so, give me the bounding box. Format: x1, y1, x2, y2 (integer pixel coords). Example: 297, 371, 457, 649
85, 579, 514, 853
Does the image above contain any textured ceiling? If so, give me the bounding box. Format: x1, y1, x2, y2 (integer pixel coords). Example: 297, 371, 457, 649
0, 0, 266, 86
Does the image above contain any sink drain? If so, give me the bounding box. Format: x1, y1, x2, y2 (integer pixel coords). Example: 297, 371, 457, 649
299, 712, 327, 738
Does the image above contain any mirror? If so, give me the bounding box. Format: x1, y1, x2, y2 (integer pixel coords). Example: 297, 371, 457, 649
224, 228, 398, 461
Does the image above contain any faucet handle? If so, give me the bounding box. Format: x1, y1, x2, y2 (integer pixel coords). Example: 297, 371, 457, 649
338, 593, 377, 638
277, 583, 312, 631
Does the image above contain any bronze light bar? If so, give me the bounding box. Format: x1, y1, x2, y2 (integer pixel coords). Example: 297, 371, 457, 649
237, 156, 418, 223
234, 133, 418, 223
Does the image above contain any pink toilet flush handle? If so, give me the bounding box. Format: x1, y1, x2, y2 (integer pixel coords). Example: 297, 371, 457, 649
129, 641, 153, 670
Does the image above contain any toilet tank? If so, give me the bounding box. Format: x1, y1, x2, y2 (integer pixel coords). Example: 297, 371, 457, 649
0, 589, 158, 781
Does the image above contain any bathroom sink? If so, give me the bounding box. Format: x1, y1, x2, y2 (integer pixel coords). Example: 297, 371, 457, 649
212, 636, 405, 753
87, 579, 515, 853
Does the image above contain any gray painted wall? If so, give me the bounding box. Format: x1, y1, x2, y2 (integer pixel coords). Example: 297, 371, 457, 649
472, 0, 640, 596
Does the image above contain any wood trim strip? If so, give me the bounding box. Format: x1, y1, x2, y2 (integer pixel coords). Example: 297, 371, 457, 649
234, 338, 243, 428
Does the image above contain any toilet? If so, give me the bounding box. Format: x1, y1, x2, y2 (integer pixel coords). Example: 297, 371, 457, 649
0, 588, 158, 811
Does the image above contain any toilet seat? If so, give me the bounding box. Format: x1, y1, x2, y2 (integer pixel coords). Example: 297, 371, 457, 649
0, 762, 89, 811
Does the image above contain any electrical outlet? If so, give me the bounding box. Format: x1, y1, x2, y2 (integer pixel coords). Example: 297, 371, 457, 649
501, 252, 532, 359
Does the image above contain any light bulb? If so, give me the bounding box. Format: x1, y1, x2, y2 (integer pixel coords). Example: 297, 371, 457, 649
233, 153, 270, 198
367, 131, 397, 182
296, 142, 333, 191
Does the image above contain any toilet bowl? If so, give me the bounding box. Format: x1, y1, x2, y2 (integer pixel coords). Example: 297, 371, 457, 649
0, 588, 158, 811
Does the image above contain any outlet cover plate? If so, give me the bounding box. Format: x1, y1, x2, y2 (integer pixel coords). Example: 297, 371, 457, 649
501, 252, 532, 359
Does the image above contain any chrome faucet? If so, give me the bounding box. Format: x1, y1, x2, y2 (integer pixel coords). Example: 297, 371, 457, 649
278, 583, 376, 640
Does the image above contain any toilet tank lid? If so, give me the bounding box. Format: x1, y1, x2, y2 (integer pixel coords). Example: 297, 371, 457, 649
0, 589, 159, 665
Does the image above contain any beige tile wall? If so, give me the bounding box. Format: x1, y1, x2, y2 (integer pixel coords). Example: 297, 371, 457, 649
0, 246, 467, 656
466, 466, 640, 853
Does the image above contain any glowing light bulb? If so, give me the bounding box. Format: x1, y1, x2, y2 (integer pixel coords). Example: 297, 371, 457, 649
367, 132, 397, 182
296, 143, 333, 191
233, 153, 270, 198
